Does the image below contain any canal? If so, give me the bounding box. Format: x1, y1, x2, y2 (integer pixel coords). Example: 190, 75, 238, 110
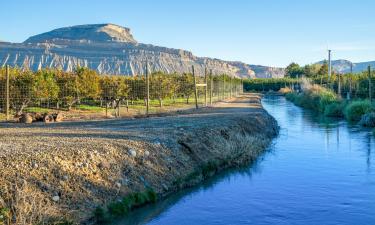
119, 95, 375, 225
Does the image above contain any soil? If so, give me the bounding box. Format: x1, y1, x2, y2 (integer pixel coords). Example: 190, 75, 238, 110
0, 93, 278, 224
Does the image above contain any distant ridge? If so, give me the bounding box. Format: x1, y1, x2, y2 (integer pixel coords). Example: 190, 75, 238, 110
0, 24, 285, 78
317, 59, 375, 73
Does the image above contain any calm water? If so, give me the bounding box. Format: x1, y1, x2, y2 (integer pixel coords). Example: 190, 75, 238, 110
119, 96, 375, 225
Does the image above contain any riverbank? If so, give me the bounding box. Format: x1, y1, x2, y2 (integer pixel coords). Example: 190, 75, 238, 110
285, 83, 375, 128
0, 93, 278, 225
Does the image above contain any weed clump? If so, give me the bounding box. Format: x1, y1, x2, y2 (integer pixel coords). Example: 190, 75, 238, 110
344, 100, 373, 121
93, 189, 158, 224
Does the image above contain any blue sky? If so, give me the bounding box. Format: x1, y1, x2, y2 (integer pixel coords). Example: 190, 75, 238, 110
1, 0, 375, 67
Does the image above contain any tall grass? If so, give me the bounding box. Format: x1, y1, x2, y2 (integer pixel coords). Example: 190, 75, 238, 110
344, 100, 373, 121
285, 79, 375, 127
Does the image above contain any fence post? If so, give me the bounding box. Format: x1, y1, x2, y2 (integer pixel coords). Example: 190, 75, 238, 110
229, 77, 233, 98
369, 65, 372, 102
210, 69, 213, 105
204, 67, 207, 107
6, 65, 10, 121
192, 65, 198, 109
146, 62, 150, 116
338, 74, 341, 97
223, 77, 226, 100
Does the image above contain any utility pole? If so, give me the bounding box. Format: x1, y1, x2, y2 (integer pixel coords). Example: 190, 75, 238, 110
328, 50, 332, 82
369, 65, 372, 102
204, 67, 208, 107
6, 65, 10, 121
146, 61, 150, 116
210, 69, 213, 105
338, 73, 341, 96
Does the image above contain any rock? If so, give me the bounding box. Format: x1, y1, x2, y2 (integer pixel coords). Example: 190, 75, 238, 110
144, 150, 150, 157
115, 182, 122, 188
62, 175, 69, 181
53, 112, 64, 122
128, 149, 137, 158
97, 161, 110, 170
0, 24, 285, 78
162, 183, 169, 191
19, 113, 33, 124
31, 113, 44, 122
43, 114, 54, 123
52, 195, 60, 202
31, 162, 38, 169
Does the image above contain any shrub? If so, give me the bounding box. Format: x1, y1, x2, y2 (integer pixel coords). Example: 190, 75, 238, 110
344, 100, 373, 121
279, 87, 292, 95
359, 112, 375, 127
324, 102, 346, 117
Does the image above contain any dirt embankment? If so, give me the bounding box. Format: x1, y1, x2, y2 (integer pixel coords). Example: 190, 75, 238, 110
0, 93, 278, 225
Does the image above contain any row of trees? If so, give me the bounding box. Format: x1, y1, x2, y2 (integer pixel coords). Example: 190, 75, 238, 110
285, 62, 329, 78
0, 67, 241, 115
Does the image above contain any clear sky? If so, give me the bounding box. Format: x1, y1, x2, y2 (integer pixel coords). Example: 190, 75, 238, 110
1, 0, 375, 67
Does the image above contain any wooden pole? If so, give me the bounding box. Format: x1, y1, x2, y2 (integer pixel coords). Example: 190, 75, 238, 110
192, 65, 198, 109
338, 74, 341, 96
6, 65, 10, 121
223, 77, 226, 100
369, 65, 372, 102
204, 67, 207, 107
210, 69, 213, 105
146, 62, 150, 115
230, 77, 232, 98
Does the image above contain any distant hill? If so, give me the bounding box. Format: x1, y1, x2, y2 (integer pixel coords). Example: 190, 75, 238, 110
0, 24, 284, 78
317, 59, 375, 74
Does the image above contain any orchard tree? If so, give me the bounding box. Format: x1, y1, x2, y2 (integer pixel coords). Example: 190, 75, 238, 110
178, 73, 194, 104
33, 69, 59, 107
100, 76, 129, 114
285, 63, 304, 78
150, 72, 176, 107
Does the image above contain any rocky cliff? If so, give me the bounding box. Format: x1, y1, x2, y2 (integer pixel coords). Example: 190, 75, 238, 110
0, 24, 284, 78
317, 59, 375, 74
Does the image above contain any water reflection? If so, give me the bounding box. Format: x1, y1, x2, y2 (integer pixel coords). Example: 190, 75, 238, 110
117, 95, 375, 225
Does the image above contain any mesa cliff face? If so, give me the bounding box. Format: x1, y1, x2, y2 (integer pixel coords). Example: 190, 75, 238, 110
0, 24, 284, 78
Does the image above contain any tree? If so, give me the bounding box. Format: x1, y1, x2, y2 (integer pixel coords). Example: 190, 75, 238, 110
177, 73, 194, 104
285, 63, 304, 78
100, 76, 129, 116
55, 68, 100, 110
75, 67, 100, 100
150, 72, 175, 107
33, 69, 59, 107
318, 61, 329, 76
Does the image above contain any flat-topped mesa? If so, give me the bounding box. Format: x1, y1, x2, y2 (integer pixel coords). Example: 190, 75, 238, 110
24, 23, 137, 44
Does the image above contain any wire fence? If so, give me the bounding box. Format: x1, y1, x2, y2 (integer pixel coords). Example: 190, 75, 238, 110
0, 66, 243, 121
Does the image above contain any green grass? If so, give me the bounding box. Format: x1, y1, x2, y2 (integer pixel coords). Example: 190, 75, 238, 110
74, 104, 104, 112
24, 107, 51, 113
93, 189, 158, 224
285, 87, 339, 113
286, 85, 375, 128
344, 100, 373, 122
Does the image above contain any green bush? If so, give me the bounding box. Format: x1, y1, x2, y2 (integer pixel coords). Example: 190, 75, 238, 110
344, 100, 373, 121
324, 102, 346, 117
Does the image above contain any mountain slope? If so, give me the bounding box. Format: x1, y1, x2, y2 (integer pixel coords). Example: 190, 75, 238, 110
0, 24, 284, 78
318, 59, 375, 74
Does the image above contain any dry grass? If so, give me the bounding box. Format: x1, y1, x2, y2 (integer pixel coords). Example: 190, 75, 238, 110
0, 94, 278, 224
